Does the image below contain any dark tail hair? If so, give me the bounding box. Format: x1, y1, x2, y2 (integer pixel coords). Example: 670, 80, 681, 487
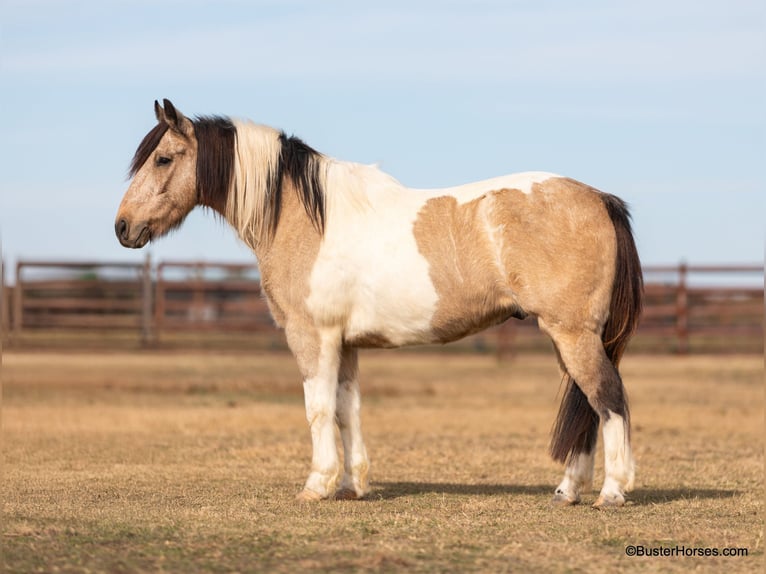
599, 194, 644, 367
549, 194, 643, 464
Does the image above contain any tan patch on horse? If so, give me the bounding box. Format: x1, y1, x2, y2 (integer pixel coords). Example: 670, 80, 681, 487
413, 193, 527, 343
343, 331, 396, 348
413, 178, 617, 341
487, 178, 617, 331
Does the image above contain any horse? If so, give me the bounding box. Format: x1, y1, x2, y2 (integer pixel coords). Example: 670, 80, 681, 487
115, 100, 643, 508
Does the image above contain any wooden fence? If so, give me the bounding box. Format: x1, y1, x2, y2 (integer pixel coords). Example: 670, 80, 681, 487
154, 260, 273, 338
9, 259, 150, 331
1, 259, 763, 353
640, 264, 763, 354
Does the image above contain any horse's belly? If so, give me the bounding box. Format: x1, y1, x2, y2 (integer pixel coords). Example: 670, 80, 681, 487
341, 279, 441, 347
341, 279, 523, 348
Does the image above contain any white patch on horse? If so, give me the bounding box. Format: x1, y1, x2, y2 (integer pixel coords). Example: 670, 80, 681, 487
306, 163, 440, 345
597, 411, 635, 506
554, 450, 595, 504
415, 171, 559, 200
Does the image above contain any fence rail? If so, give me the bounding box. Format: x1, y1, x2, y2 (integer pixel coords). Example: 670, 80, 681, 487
10, 260, 149, 334
2, 259, 763, 354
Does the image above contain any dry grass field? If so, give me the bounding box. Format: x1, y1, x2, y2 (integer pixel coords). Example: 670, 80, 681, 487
2, 348, 763, 573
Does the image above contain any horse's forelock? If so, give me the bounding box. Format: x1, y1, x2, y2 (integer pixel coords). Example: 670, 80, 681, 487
128, 122, 169, 178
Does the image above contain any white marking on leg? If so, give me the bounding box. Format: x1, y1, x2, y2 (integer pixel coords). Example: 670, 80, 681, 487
300, 330, 342, 499
554, 450, 595, 504
336, 379, 370, 498
597, 410, 635, 506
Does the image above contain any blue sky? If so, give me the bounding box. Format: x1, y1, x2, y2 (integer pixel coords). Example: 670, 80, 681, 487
1, 0, 764, 280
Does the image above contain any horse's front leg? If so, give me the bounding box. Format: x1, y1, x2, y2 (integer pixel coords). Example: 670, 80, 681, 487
289, 325, 343, 501
335, 348, 370, 500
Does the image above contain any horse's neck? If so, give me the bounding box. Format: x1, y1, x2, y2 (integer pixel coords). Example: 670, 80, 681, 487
239, 156, 407, 260
249, 178, 324, 324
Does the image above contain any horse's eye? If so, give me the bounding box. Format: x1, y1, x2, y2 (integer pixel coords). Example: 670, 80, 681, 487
156, 156, 172, 166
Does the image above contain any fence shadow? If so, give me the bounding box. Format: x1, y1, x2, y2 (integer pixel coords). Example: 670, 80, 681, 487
369, 481, 740, 505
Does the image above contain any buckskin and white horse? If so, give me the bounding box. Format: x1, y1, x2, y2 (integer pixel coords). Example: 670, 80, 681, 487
115, 100, 643, 508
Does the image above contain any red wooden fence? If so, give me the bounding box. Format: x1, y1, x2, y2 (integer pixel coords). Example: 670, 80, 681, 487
2, 259, 763, 353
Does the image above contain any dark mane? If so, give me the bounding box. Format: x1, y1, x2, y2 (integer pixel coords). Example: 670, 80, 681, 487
271, 133, 325, 237
194, 116, 236, 214
128, 122, 168, 177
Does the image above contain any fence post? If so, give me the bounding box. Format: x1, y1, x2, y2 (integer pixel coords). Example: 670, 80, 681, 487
676, 262, 689, 354
12, 261, 23, 334
154, 262, 165, 344
0, 257, 6, 338
141, 253, 153, 346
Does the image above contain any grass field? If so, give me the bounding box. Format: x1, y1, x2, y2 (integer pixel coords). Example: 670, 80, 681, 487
2, 349, 763, 573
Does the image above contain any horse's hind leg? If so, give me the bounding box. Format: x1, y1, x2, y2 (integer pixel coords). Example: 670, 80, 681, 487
544, 323, 634, 508
548, 344, 598, 505
335, 347, 370, 500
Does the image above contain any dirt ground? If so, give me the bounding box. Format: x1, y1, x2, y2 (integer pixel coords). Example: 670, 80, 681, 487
2, 349, 763, 573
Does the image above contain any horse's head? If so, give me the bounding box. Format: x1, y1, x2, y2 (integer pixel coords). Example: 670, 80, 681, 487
115, 99, 199, 248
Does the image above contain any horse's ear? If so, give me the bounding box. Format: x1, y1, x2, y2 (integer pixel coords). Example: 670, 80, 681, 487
154, 100, 165, 123
162, 99, 193, 138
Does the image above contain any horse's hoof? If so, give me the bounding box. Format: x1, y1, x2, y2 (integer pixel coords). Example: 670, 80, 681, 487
335, 488, 362, 501
295, 489, 324, 502
592, 494, 625, 509
551, 492, 580, 507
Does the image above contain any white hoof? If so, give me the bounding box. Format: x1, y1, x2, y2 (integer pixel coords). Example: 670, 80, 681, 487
551, 490, 580, 506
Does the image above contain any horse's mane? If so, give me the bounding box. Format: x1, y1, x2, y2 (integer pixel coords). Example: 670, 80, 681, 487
225, 120, 327, 248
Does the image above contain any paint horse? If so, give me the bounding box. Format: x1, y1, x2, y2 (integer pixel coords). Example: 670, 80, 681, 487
116, 100, 643, 508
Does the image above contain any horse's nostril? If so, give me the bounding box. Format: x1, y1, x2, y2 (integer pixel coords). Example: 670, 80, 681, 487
116, 218, 128, 240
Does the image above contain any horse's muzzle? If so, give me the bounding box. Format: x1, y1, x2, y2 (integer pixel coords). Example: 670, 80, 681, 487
115, 218, 151, 249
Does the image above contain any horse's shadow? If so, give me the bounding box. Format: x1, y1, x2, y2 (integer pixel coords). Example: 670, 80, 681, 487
371, 482, 551, 500
627, 487, 740, 505
369, 482, 740, 505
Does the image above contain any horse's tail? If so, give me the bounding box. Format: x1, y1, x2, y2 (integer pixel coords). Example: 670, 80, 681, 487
549, 194, 643, 464
599, 194, 643, 367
